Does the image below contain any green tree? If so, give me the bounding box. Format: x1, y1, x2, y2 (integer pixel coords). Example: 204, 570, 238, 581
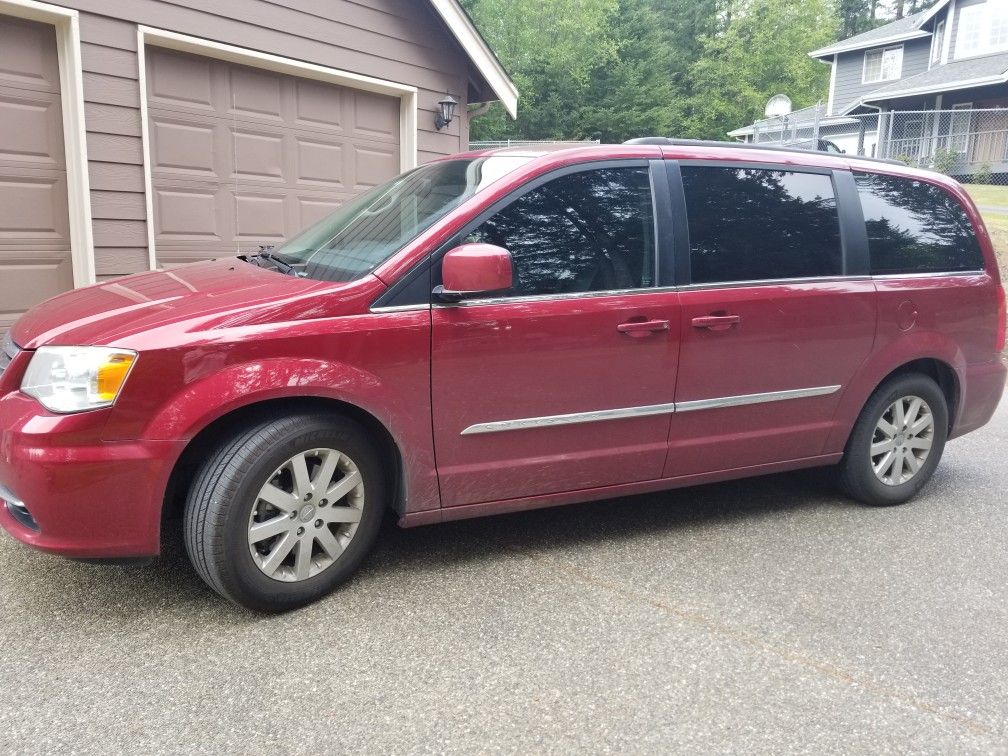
463, 0, 619, 141
838, 0, 872, 38
464, 0, 873, 143
467, 0, 726, 142
680, 0, 838, 139
575, 0, 682, 142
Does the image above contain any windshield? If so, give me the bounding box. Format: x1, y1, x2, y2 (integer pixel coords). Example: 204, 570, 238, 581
271, 155, 534, 282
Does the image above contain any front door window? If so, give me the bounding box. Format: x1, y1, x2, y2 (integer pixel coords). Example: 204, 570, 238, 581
464, 166, 656, 296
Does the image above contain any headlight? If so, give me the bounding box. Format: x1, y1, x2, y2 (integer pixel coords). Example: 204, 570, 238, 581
21, 346, 137, 413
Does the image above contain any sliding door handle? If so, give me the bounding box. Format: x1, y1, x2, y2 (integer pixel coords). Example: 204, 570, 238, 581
691, 314, 740, 331
617, 319, 670, 338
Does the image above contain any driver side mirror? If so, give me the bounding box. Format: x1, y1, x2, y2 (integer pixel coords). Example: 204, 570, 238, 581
434, 243, 513, 302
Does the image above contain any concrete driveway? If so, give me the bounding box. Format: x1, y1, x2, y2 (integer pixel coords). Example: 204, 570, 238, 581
1, 397, 1006, 754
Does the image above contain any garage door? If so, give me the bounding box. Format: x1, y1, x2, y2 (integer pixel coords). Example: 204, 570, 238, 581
0, 15, 73, 333
145, 48, 402, 268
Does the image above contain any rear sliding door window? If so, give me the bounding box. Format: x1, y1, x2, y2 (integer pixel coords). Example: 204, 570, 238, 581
854, 172, 984, 274
681, 166, 843, 284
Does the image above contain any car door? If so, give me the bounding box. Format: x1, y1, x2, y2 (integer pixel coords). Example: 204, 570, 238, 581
664, 162, 876, 477
430, 162, 682, 508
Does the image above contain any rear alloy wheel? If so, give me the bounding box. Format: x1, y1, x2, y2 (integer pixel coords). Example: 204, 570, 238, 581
838, 373, 948, 507
869, 396, 935, 486
184, 413, 386, 611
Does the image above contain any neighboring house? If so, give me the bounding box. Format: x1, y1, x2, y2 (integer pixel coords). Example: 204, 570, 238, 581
0, 0, 518, 332
729, 0, 1008, 174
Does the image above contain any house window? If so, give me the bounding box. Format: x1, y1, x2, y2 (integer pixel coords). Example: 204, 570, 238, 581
956, 3, 1008, 58
863, 45, 903, 83
949, 103, 973, 155
931, 20, 945, 64
994, 9, 1008, 48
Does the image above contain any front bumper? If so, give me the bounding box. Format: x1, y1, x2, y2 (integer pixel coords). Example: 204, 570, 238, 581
0, 391, 183, 559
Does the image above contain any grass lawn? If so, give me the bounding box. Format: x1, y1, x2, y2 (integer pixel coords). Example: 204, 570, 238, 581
981, 213, 1008, 269
964, 184, 1008, 278
963, 183, 1008, 209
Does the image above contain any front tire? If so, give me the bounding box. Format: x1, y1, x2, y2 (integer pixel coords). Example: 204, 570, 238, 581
838, 373, 948, 507
184, 413, 386, 611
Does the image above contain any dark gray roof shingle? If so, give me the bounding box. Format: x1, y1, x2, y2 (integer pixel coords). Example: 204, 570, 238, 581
860, 51, 1008, 102
810, 11, 930, 58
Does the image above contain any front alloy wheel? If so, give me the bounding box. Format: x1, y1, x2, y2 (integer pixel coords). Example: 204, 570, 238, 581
248, 448, 365, 582
184, 414, 385, 611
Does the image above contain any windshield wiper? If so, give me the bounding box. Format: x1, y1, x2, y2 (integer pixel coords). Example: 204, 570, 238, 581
240, 245, 303, 277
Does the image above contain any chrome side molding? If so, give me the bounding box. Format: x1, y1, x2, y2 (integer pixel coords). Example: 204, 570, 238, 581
460, 402, 678, 435
460, 385, 841, 435
675, 385, 841, 413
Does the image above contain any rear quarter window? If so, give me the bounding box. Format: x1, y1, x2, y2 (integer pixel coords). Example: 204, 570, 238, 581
854, 172, 984, 275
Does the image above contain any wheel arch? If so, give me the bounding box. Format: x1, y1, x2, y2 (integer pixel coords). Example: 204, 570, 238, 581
161, 396, 406, 541
880, 358, 960, 432
826, 336, 967, 455
828, 354, 962, 455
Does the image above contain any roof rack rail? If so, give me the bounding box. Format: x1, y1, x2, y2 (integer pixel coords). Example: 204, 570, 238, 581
622, 137, 906, 167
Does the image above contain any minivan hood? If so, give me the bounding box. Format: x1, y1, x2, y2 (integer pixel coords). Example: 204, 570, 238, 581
11, 258, 343, 349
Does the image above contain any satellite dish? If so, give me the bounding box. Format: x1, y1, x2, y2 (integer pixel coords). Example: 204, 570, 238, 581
765, 94, 793, 119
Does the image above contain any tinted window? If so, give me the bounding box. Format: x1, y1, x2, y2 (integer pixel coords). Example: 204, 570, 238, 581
854, 172, 984, 275
681, 167, 843, 284
465, 167, 655, 296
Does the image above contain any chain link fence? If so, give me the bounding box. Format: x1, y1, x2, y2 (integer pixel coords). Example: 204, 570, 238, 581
746, 103, 1008, 187
744, 103, 1008, 270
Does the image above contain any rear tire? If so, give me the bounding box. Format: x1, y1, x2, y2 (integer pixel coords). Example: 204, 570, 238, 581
183, 413, 386, 612
838, 373, 948, 507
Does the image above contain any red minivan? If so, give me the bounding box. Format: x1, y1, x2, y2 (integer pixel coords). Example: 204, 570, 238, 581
1, 141, 1005, 610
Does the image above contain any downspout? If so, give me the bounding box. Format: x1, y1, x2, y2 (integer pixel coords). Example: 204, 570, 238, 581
465, 102, 493, 150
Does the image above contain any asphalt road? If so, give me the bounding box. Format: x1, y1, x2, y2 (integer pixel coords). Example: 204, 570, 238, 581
1, 398, 1007, 754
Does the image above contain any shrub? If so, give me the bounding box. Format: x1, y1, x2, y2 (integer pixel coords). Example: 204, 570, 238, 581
931, 147, 957, 175
974, 162, 994, 185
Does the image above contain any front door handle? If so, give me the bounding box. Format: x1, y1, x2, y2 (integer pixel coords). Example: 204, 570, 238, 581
691, 314, 741, 331
617, 319, 670, 338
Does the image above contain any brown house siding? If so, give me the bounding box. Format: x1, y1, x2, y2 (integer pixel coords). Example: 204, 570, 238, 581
54, 0, 477, 279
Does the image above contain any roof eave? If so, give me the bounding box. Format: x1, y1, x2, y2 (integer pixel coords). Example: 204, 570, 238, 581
915, 0, 952, 28
428, 0, 519, 119
862, 72, 1008, 103
808, 30, 931, 60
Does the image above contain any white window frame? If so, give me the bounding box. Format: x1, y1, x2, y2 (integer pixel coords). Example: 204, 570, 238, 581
941, 0, 957, 64
955, 2, 1008, 59
827, 54, 838, 115
931, 20, 946, 66
136, 26, 420, 271
0, 0, 95, 287
949, 102, 973, 155
862, 45, 904, 84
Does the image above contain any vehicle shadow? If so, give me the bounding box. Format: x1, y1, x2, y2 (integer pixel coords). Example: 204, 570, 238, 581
1, 467, 850, 621
368, 467, 846, 574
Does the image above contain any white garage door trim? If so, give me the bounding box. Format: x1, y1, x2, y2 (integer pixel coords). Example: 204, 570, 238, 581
137, 25, 419, 271
0, 0, 95, 288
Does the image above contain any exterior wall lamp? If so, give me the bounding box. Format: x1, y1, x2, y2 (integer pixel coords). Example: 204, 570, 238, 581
435, 95, 458, 130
